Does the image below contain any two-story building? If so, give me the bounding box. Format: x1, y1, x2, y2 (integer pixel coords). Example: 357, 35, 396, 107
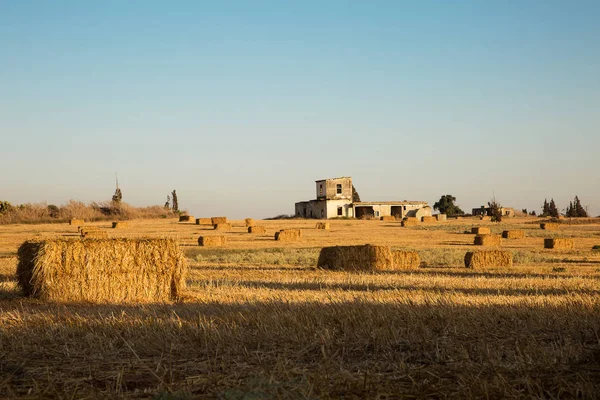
295, 177, 431, 219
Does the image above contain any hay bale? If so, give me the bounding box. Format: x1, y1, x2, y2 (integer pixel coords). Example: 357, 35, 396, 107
80, 229, 109, 239
244, 218, 254, 227
474, 234, 502, 246
316, 222, 330, 230
502, 230, 525, 239
464, 250, 513, 268
211, 217, 227, 225
16, 238, 186, 302
544, 238, 574, 250
248, 226, 266, 234
435, 214, 447, 222
392, 251, 420, 269
274, 229, 302, 242
69, 219, 85, 226
480, 216, 491, 221
471, 227, 491, 235
214, 223, 232, 231
541, 223, 559, 230
317, 245, 394, 272
198, 236, 226, 247
196, 218, 212, 225
421, 216, 436, 223
380, 216, 395, 222
401, 217, 419, 227
112, 221, 129, 229
179, 215, 194, 222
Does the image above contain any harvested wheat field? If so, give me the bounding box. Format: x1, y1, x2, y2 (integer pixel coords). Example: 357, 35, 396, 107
1, 216, 600, 398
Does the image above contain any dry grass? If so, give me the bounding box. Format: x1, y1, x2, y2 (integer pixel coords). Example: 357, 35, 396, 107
112, 221, 129, 229
392, 250, 420, 269
16, 238, 186, 302
0, 217, 599, 398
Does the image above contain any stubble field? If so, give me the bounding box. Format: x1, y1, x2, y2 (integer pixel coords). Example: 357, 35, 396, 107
1, 217, 599, 399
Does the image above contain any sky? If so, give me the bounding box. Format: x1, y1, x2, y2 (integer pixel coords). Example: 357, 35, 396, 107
1, 1, 599, 219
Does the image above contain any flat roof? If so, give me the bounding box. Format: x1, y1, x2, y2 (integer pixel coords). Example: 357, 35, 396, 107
314, 177, 352, 182
355, 201, 428, 206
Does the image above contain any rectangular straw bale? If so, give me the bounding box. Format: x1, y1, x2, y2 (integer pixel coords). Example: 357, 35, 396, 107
480, 216, 491, 221
471, 227, 491, 235
244, 218, 255, 227
198, 236, 226, 247
112, 221, 129, 229
81, 229, 109, 239
274, 229, 302, 242
318, 245, 394, 272
315, 222, 330, 230
392, 251, 420, 269
16, 238, 186, 303
421, 216, 436, 223
248, 226, 266, 234
211, 217, 227, 225
541, 223, 559, 230
502, 230, 525, 239
196, 218, 212, 225
380, 216, 395, 222
214, 223, 232, 231
464, 250, 513, 268
179, 215, 194, 222
544, 238, 574, 250
435, 214, 447, 222
474, 234, 502, 246
70, 219, 85, 226
401, 217, 419, 227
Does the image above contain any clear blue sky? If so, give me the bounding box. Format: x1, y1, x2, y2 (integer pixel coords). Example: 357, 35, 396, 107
1, 1, 599, 218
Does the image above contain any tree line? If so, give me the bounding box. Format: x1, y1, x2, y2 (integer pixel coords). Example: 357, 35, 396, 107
433, 194, 589, 219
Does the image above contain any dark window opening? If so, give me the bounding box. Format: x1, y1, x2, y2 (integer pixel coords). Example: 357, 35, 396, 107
337, 207, 343, 216
336, 184, 342, 194
319, 184, 323, 196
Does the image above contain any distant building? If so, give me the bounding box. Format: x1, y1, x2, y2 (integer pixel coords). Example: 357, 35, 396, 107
295, 177, 430, 219
472, 206, 515, 217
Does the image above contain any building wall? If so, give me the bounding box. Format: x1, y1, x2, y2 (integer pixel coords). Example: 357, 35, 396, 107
324, 199, 354, 218
316, 177, 352, 200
